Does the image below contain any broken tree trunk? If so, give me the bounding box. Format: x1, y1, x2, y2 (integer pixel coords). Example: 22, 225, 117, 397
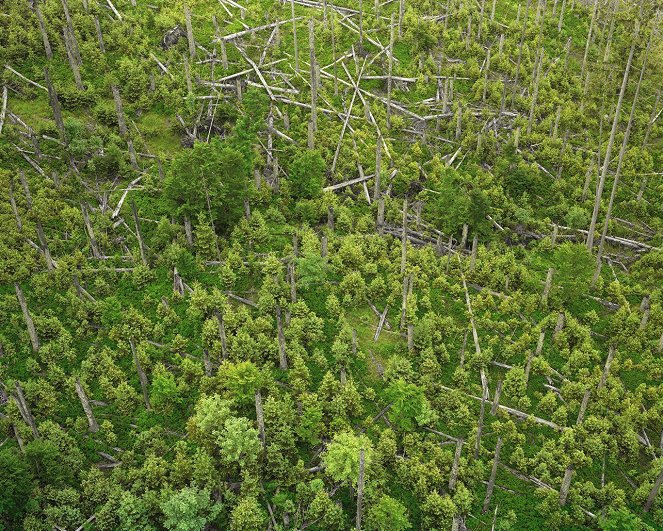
644, 466, 663, 512
33, 3, 53, 59
111, 85, 128, 137
131, 201, 148, 266
482, 436, 503, 513
81, 204, 102, 259
276, 305, 288, 370
184, 5, 196, 58
15, 283, 39, 352
255, 389, 265, 445
75, 379, 100, 432
541, 268, 554, 306
586, 11, 641, 251
356, 447, 365, 531
129, 339, 151, 410
449, 437, 464, 491
13, 382, 40, 439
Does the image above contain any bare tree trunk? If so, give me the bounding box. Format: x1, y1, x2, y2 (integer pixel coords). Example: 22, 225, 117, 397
644, 466, 663, 512
400, 199, 408, 275
184, 5, 196, 58
491, 380, 503, 415
215, 308, 228, 360
475, 393, 486, 459
387, 14, 395, 127
469, 234, 478, 271
308, 18, 317, 147
94, 17, 105, 52
44, 67, 66, 143
558, 0, 566, 31
291, 0, 299, 72
75, 379, 99, 432
33, 3, 52, 59
129, 339, 151, 410
9, 177, 22, 231
63, 26, 84, 90
276, 305, 288, 370
398, 0, 404, 37
593, 34, 650, 284
131, 201, 148, 266
377, 197, 385, 234
541, 268, 554, 306
81, 203, 102, 258
449, 438, 464, 490
598, 345, 615, 390
183, 216, 194, 247
586, 12, 641, 251
553, 312, 565, 339
482, 436, 503, 513
512, 0, 532, 104
13, 382, 40, 439
581, 0, 599, 80
111, 85, 128, 137
373, 133, 382, 201
559, 466, 574, 506
255, 389, 265, 445
640, 295, 650, 330
36, 221, 56, 271
356, 447, 365, 531
15, 283, 39, 352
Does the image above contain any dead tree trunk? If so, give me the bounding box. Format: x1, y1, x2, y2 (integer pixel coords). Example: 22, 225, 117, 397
308, 18, 317, 148
75, 379, 99, 432
214, 308, 228, 360
541, 268, 554, 306
63, 26, 84, 90
356, 447, 365, 531
291, 0, 299, 72
373, 133, 382, 201
184, 5, 196, 58
449, 438, 464, 491
586, 12, 641, 251
255, 389, 265, 445
581, 0, 599, 80
644, 466, 663, 512
482, 436, 503, 513
276, 305, 288, 370
15, 283, 39, 352
640, 296, 650, 330
81, 203, 102, 258
111, 85, 128, 137
131, 201, 148, 266
400, 199, 408, 275
44, 67, 66, 143
512, 0, 532, 104
593, 33, 650, 284
129, 339, 151, 410
559, 466, 574, 506
387, 14, 395, 127
13, 382, 40, 439
33, 3, 53, 59
36, 221, 56, 271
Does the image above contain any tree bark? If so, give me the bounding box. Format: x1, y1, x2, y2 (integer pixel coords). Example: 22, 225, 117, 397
644, 466, 663, 512
586, 11, 641, 251
81, 203, 102, 258
15, 283, 39, 352
449, 437, 464, 491
356, 447, 365, 530
75, 379, 100, 432
129, 339, 151, 410
131, 201, 149, 266
276, 305, 288, 370
33, 3, 53, 59
482, 436, 503, 513
13, 382, 40, 439
255, 389, 265, 445
184, 5, 196, 58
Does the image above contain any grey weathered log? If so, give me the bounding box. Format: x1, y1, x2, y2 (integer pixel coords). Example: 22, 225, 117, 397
255, 389, 265, 445
13, 381, 40, 439
291, 0, 299, 72
449, 437, 464, 491
111, 85, 128, 137
15, 283, 39, 352
184, 5, 196, 58
36, 221, 56, 271
44, 67, 66, 142
644, 466, 663, 512
356, 447, 365, 530
482, 436, 503, 513
81, 204, 102, 259
130, 201, 148, 266
129, 339, 151, 410
586, 10, 641, 251
75, 379, 99, 432
541, 268, 554, 305
276, 305, 288, 370
33, 3, 53, 59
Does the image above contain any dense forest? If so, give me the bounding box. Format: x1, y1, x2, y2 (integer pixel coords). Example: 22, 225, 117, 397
0, 0, 662, 529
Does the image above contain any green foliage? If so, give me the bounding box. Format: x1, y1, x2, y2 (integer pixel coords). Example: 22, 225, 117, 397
160, 486, 221, 531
